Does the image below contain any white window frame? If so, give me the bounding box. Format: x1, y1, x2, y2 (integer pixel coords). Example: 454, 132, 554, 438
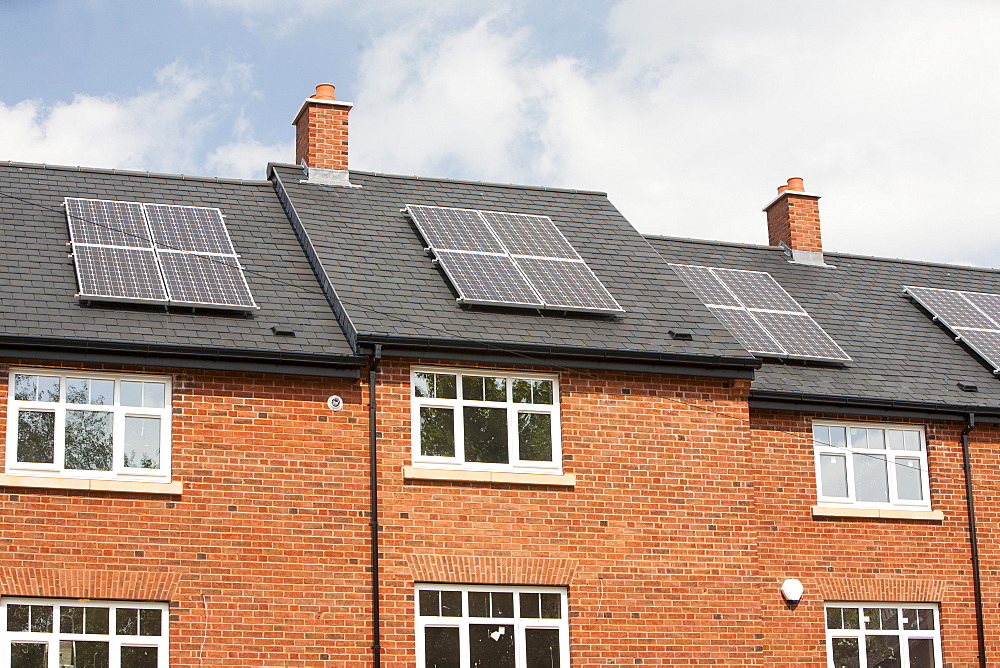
5, 368, 172, 483
1, 597, 168, 667
410, 366, 561, 475
415, 584, 569, 667
813, 420, 931, 511
825, 602, 941, 668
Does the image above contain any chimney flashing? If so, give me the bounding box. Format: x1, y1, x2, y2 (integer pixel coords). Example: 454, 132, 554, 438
300, 166, 360, 188
762, 190, 821, 212
291, 97, 354, 126
778, 242, 836, 268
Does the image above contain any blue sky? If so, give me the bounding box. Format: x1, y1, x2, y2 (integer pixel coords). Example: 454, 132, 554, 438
2, 0, 1000, 267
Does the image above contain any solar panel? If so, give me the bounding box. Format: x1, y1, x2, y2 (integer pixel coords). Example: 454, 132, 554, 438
145, 204, 235, 254
66, 199, 151, 248
434, 251, 543, 306
406, 205, 505, 253
73, 246, 168, 303
671, 263, 851, 361
65, 197, 256, 311
406, 205, 623, 314
708, 307, 784, 355
158, 251, 256, 308
906, 285, 1000, 372
481, 211, 580, 259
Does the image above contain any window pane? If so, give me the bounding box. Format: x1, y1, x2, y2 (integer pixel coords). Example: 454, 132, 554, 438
520, 593, 540, 618
854, 454, 889, 503
30, 606, 52, 633
37, 377, 59, 402
7, 604, 29, 632
827, 426, 847, 449
65, 410, 113, 471
61, 607, 84, 633
141, 383, 165, 408
463, 376, 484, 401
484, 377, 506, 402
826, 607, 843, 630
117, 608, 139, 635
879, 607, 899, 630
17, 411, 55, 464
14, 374, 37, 401
513, 379, 532, 404
518, 413, 552, 462
831, 637, 860, 668
525, 628, 561, 668
850, 427, 868, 448
121, 646, 158, 668
896, 458, 924, 501
866, 429, 886, 449
91, 380, 114, 406
60, 640, 110, 668
419, 590, 440, 617
414, 373, 433, 398
67, 378, 90, 404
491, 592, 514, 618
424, 627, 460, 668
886, 429, 905, 450
85, 607, 110, 635
908, 638, 936, 668
865, 634, 900, 667
468, 592, 490, 618
842, 608, 859, 630
820, 454, 848, 497
540, 593, 561, 619
10, 643, 47, 668
464, 407, 508, 464
863, 608, 881, 630
124, 416, 161, 469
420, 407, 455, 457
435, 374, 457, 400
120, 382, 143, 407
904, 431, 923, 452
138, 609, 161, 636
917, 609, 935, 630
440, 591, 462, 617
470, 624, 514, 667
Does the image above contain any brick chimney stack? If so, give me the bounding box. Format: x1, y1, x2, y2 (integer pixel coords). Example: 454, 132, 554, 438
763, 177, 828, 266
292, 83, 353, 185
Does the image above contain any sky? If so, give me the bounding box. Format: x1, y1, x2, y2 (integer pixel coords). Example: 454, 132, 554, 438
2, 0, 999, 267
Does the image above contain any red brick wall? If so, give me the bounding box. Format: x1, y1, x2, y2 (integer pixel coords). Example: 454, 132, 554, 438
752, 409, 994, 667
295, 103, 350, 171
0, 359, 372, 666
766, 193, 822, 253
373, 359, 765, 666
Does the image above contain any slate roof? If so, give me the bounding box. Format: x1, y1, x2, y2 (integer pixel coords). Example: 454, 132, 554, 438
269, 164, 758, 375
646, 235, 1000, 415
0, 161, 360, 373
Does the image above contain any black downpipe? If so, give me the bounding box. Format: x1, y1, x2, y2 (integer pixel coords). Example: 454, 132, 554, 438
962, 413, 987, 668
369, 344, 383, 666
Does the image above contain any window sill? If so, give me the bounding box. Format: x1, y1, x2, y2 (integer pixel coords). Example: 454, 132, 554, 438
811, 505, 943, 521
403, 466, 575, 486
0, 474, 182, 495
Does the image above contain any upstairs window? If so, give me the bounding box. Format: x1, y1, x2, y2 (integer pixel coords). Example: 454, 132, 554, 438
813, 422, 930, 510
411, 367, 560, 474
5, 369, 172, 483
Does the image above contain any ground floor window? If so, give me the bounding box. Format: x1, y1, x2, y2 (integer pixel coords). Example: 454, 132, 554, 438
416, 584, 568, 667
826, 602, 940, 668
1, 597, 167, 667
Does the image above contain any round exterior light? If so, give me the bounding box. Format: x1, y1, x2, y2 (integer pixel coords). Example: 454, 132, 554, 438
327, 395, 344, 411
781, 579, 804, 603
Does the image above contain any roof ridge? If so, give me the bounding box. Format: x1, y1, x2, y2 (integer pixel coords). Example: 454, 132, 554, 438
269, 163, 609, 196
644, 233, 1000, 275
0, 160, 272, 187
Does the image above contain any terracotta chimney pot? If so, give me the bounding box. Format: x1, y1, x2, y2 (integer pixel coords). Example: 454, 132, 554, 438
313, 84, 336, 101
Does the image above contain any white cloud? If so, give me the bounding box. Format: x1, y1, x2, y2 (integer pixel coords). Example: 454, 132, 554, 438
347, 0, 1000, 266
0, 61, 289, 180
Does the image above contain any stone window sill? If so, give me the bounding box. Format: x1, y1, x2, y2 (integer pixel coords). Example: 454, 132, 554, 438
403, 466, 575, 486
0, 474, 182, 495
812, 505, 943, 521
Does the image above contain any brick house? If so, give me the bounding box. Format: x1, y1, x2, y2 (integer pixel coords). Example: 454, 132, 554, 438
0, 83, 997, 666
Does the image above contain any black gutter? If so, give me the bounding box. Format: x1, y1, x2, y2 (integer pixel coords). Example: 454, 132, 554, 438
356, 338, 760, 380
368, 344, 383, 666
749, 390, 1000, 423
962, 414, 987, 668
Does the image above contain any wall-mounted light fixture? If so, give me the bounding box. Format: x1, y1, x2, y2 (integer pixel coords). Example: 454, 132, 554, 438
780, 579, 804, 603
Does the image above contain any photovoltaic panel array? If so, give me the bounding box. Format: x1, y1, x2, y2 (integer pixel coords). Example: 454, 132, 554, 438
406, 204, 623, 314
671, 263, 851, 361
65, 197, 256, 310
905, 285, 1000, 373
